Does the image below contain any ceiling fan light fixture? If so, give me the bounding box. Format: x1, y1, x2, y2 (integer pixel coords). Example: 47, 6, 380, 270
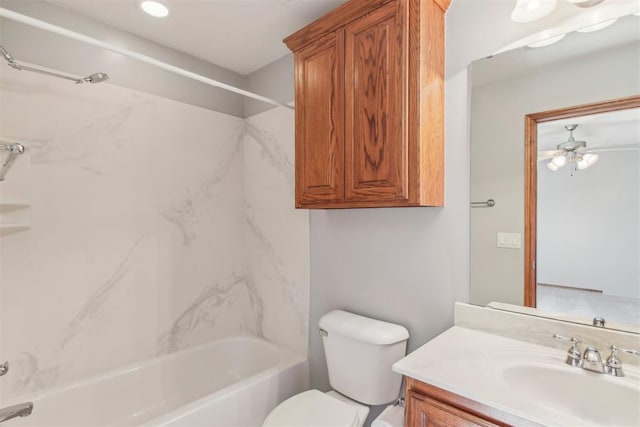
511, 0, 558, 23
547, 161, 560, 171
551, 155, 567, 167
577, 19, 618, 33
577, 153, 599, 169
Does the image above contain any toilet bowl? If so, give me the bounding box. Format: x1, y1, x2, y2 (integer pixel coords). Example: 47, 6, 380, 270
261, 310, 409, 427
262, 390, 369, 427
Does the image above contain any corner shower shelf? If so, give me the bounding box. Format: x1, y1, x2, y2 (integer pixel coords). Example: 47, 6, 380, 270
0, 200, 30, 236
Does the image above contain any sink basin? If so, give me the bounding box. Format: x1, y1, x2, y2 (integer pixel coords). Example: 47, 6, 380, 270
503, 364, 640, 426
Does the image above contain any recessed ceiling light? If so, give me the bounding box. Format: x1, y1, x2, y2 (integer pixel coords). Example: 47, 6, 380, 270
140, 1, 169, 18
577, 18, 618, 33
527, 33, 566, 48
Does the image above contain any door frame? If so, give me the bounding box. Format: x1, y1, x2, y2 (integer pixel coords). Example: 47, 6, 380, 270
524, 95, 640, 307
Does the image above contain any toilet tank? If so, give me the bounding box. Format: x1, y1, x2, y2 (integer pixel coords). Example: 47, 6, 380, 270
319, 310, 409, 405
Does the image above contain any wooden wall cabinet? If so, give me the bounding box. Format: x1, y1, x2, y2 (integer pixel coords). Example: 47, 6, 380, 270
284, 0, 450, 208
404, 377, 542, 427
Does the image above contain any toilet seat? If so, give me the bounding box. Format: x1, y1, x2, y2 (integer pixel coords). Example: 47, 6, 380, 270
262, 389, 360, 427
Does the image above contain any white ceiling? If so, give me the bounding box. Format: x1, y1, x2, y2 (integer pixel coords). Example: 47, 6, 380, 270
47, 0, 346, 75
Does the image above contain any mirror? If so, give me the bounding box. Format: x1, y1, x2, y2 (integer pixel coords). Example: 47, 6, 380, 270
469, 13, 640, 332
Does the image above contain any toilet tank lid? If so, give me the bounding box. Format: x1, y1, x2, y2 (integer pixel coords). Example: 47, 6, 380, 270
319, 310, 409, 345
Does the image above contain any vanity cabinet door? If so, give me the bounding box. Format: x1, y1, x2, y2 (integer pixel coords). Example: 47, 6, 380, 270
407, 392, 500, 427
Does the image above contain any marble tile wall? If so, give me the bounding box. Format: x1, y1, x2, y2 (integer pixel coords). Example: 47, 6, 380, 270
244, 108, 309, 355
0, 68, 308, 401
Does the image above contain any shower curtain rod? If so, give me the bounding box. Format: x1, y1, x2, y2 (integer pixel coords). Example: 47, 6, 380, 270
0, 7, 293, 110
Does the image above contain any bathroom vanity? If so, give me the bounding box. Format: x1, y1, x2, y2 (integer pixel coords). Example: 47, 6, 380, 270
393, 304, 640, 427
403, 376, 536, 427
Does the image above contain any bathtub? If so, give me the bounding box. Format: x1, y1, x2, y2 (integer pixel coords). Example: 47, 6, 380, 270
2, 336, 308, 426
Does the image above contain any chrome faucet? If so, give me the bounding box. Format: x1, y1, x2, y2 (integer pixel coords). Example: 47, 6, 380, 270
0, 402, 34, 424
581, 346, 604, 373
554, 334, 640, 377
0, 362, 8, 377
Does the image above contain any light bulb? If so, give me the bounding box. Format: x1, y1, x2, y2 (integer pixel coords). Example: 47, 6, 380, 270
511, 0, 557, 23
140, 1, 169, 17
577, 153, 599, 170
551, 155, 567, 167
547, 161, 559, 171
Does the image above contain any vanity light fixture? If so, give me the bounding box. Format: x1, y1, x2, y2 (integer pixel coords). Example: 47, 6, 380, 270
527, 34, 566, 48
140, 0, 169, 18
511, 0, 557, 23
565, 0, 605, 7
577, 18, 618, 32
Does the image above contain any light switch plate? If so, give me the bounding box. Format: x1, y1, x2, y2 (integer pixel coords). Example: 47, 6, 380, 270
497, 232, 521, 249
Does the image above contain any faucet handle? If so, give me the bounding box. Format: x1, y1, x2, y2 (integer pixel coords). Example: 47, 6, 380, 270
620, 347, 640, 357
0, 361, 8, 377
553, 334, 582, 367
605, 345, 640, 377
606, 345, 624, 377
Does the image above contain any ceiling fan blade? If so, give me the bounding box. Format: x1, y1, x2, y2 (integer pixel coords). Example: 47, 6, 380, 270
583, 144, 640, 153
538, 149, 563, 161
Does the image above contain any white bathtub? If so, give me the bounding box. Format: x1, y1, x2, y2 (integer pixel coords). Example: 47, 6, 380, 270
2, 336, 308, 427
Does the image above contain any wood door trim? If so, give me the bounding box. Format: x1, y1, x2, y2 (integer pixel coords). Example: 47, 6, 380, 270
523, 95, 640, 307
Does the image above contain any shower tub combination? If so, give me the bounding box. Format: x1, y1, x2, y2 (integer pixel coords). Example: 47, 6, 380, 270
1, 336, 308, 426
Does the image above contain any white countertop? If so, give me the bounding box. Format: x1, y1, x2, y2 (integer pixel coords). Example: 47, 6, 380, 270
393, 326, 640, 427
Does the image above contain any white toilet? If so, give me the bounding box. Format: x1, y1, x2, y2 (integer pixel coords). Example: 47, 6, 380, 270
262, 309, 409, 427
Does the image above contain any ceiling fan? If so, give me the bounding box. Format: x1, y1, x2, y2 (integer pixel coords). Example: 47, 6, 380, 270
538, 124, 639, 172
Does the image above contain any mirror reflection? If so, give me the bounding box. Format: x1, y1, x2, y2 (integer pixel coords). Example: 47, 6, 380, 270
535, 108, 639, 325
469, 13, 640, 331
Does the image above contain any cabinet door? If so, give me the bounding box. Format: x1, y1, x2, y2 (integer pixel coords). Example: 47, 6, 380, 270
344, 0, 407, 202
407, 392, 500, 427
294, 32, 344, 207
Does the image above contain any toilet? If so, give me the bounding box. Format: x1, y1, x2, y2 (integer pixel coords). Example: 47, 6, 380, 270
262, 310, 409, 427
